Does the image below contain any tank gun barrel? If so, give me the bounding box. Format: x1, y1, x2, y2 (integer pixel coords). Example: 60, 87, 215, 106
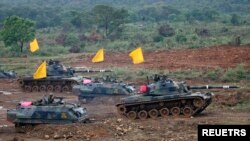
189, 85, 239, 89
74, 69, 112, 73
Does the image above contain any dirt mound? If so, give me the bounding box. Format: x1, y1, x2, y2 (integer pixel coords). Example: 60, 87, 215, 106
29, 123, 110, 140
213, 88, 250, 107
73, 45, 250, 70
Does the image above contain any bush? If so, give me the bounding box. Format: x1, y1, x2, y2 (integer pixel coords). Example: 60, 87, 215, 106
69, 46, 81, 53
175, 34, 187, 43
64, 34, 80, 47
153, 36, 164, 42
158, 24, 175, 37
223, 64, 250, 81
206, 67, 224, 80
195, 28, 210, 37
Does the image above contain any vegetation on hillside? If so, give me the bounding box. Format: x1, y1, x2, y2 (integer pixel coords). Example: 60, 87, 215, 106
0, 0, 249, 56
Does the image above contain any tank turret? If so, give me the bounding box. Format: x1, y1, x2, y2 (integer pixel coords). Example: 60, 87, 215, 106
73, 76, 135, 103
7, 95, 89, 133
47, 60, 112, 77
116, 74, 239, 120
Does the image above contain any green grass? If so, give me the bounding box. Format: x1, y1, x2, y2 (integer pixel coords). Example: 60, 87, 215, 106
234, 100, 250, 110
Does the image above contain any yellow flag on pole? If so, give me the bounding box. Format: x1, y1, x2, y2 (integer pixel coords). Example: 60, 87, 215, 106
30, 38, 39, 53
92, 48, 104, 63
33, 61, 47, 79
129, 47, 144, 64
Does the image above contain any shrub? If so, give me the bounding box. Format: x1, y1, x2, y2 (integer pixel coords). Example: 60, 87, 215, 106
69, 46, 81, 53
175, 34, 187, 43
206, 67, 224, 80
158, 24, 175, 37
153, 36, 164, 42
223, 64, 250, 81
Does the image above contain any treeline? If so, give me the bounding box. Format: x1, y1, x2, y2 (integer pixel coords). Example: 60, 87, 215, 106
0, 0, 250, 56
0, 0, 249, 28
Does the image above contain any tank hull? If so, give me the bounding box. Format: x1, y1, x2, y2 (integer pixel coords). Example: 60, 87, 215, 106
18, 76, 81, 92
7, 104, 89, 132
116, 92, 212, 120
73, 83, 135, 103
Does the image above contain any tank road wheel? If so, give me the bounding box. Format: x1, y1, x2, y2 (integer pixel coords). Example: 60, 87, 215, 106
62, 85, 70, 92
47, 85, 54, 92
127, 111, 137, 120
24, 85, 32, 92
54, 85, 62, 93
32, 86, 39, 92
148, 109, 159, 119
171, 107, 181, 117
40, 85, 47, 92
138, 110, 148, 120
183, 107, 193, 117
117, 105, 127, 114
193, 98, 204, 108
159, 108, 169, 117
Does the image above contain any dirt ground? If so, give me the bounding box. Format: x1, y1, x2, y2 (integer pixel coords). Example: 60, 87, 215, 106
71, 45, 250, 70
0, 45, 250, 141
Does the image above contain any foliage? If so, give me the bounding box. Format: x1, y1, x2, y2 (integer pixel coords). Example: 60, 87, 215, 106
153, 36, 164, 42
92, 5, 129, 37
231, 14, 240, 25
186, 8, 218, 22
158, 24, 175, 37
137, 5, 180, 22
0, 16, 35, 52
223, 64, 250, 82
55, 33, 80, 48
175, 34, 187, 44
195, 28, 210, 37
0, 0, 250, 55
206, 67, 224, 80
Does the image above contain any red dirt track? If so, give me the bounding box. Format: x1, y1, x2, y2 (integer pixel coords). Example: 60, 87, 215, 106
73, 45, 250, 70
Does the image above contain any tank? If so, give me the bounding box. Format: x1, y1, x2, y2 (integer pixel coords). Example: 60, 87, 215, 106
116, 74, 239, 120
73, 76, 135, 103
7, 95, 89, 133
0, 70, 17, 79
18, 60, 111, 92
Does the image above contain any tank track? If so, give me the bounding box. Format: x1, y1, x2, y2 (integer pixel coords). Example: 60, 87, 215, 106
18, 77, 78, 93
116, 96, 212, 120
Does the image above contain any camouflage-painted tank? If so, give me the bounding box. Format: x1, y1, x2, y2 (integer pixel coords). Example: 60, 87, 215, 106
18, 60, 111, 92
0, 70, 17, 79
116, 75, 239, 120
7, 95, 89, 132
73, 76, 135, 103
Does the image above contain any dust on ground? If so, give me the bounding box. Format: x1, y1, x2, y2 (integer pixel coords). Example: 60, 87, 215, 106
0, 45, 250, 141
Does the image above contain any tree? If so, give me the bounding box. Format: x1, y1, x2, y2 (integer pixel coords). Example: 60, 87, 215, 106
0, 16, 35, 52
231, 14, 240, 25
92, 5, 129, 37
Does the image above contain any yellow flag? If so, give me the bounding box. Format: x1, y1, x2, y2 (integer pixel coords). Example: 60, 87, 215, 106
92, 48, 104, 63
129, 47, 144, 64
33, 61, 47, 79
30, 38, 39, 53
